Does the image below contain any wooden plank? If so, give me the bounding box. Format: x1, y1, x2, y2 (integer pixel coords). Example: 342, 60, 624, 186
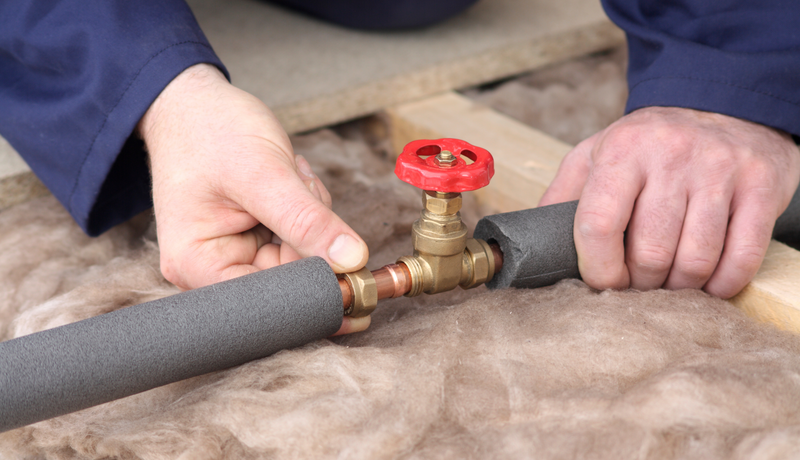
386, 90, 800, 333
730, 241, 800, 334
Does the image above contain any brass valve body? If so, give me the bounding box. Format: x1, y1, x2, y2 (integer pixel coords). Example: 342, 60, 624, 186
398, 190, 495, 296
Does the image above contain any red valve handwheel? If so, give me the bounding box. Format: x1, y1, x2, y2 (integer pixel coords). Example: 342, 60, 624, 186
394, 138, 494, 193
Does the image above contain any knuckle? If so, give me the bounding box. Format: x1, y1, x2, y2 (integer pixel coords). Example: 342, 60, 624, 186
676, 256, 718, 282
279, 199, 330, 249
629, 245, 674, 275
616, 112, 692, 151
159, 241, 213, 289
657, 125, 694, 152
697, 149, 737, 182
159, 253, 184, 288
600, 125, 637, 150
730, 243, 766, 275
576, 210, 619, 240
745, 157, 772, 178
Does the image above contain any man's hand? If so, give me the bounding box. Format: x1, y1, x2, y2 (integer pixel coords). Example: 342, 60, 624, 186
539, 106, 800, 299
138, 64, 370, 334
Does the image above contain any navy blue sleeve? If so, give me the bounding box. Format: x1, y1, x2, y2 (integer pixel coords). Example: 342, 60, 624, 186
601, 0, 800, 138
0, 1, 229, 236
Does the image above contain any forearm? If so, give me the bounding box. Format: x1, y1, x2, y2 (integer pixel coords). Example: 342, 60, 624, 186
0, 0, 227, 235
601, 0, 800, 139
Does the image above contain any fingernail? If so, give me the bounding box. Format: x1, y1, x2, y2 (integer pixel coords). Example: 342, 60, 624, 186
328, 234, 365, 271
302, 178, 325, 203
295, 155, 315, 180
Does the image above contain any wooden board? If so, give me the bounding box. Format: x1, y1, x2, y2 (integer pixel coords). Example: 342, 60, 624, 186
729, 240, 800, 333
1, 0, 624, 210
191, 0, 624, 135
386, 90, 800, 333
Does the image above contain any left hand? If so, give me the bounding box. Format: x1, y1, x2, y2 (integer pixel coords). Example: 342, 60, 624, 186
138, 64, 370, 335
539, 106, 800, 299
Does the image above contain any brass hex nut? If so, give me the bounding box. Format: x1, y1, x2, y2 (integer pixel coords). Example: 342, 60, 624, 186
417, 215, 466, 235
339, 268, 378, 317
460, 238, 495, 289
423, 191, 462, 216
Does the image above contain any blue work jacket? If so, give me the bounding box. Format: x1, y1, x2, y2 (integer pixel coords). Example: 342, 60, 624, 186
1, 0, 798, 235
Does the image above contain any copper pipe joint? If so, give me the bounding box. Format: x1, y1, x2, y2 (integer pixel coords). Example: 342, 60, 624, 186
339, 245, 503, 313
373, 263, 412, 300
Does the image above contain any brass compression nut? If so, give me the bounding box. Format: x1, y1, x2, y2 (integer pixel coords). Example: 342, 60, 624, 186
460, 238, 496, 289
339, 268, 378, 317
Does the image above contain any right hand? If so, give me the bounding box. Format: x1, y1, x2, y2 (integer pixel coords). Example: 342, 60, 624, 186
138, 64, 370, 334
539, 106, 800, 299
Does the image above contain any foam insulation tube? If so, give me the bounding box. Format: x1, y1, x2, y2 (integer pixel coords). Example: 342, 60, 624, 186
0, 256, 343, 433
475, 185, 800, 290
474, 200, 581, 289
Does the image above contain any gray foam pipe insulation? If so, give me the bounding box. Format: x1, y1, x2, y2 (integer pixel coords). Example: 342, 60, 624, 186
0, 256, 344, 433
2, 187, 800, 433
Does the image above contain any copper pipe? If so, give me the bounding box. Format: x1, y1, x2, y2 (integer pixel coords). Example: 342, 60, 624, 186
339, 278, 353, 309
490, 243, 504, 273
373, 263, 412, 300
340, 263, 411, 310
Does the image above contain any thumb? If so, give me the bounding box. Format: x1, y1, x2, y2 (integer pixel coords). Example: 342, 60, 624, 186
245, 169, 369, 274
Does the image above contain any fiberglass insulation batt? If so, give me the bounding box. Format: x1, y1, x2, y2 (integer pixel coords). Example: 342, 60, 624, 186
2, 50, 800, 459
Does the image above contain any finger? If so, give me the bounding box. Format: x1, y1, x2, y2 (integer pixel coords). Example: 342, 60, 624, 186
243, 170, 368, 274
331, 316, 371, 336
315, 177, 333, 209
189, 227, 278, 286
251, 223, 273, 248
703, 190, 776, 299
538, 132, 599, 207
173, 230, 266, 288
663, 188, 731, 291
625, 182, 686, 290
296, 155, 332, 208
217, 263, 262, 283
572, 136, 644, 290
252, 233, 302, 270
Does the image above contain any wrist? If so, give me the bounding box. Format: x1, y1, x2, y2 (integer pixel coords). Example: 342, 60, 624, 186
136, 63, 228, 144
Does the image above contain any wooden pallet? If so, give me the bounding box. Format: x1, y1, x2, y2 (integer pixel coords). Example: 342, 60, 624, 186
386, 91, 800, 333
1, 0, 623, 211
